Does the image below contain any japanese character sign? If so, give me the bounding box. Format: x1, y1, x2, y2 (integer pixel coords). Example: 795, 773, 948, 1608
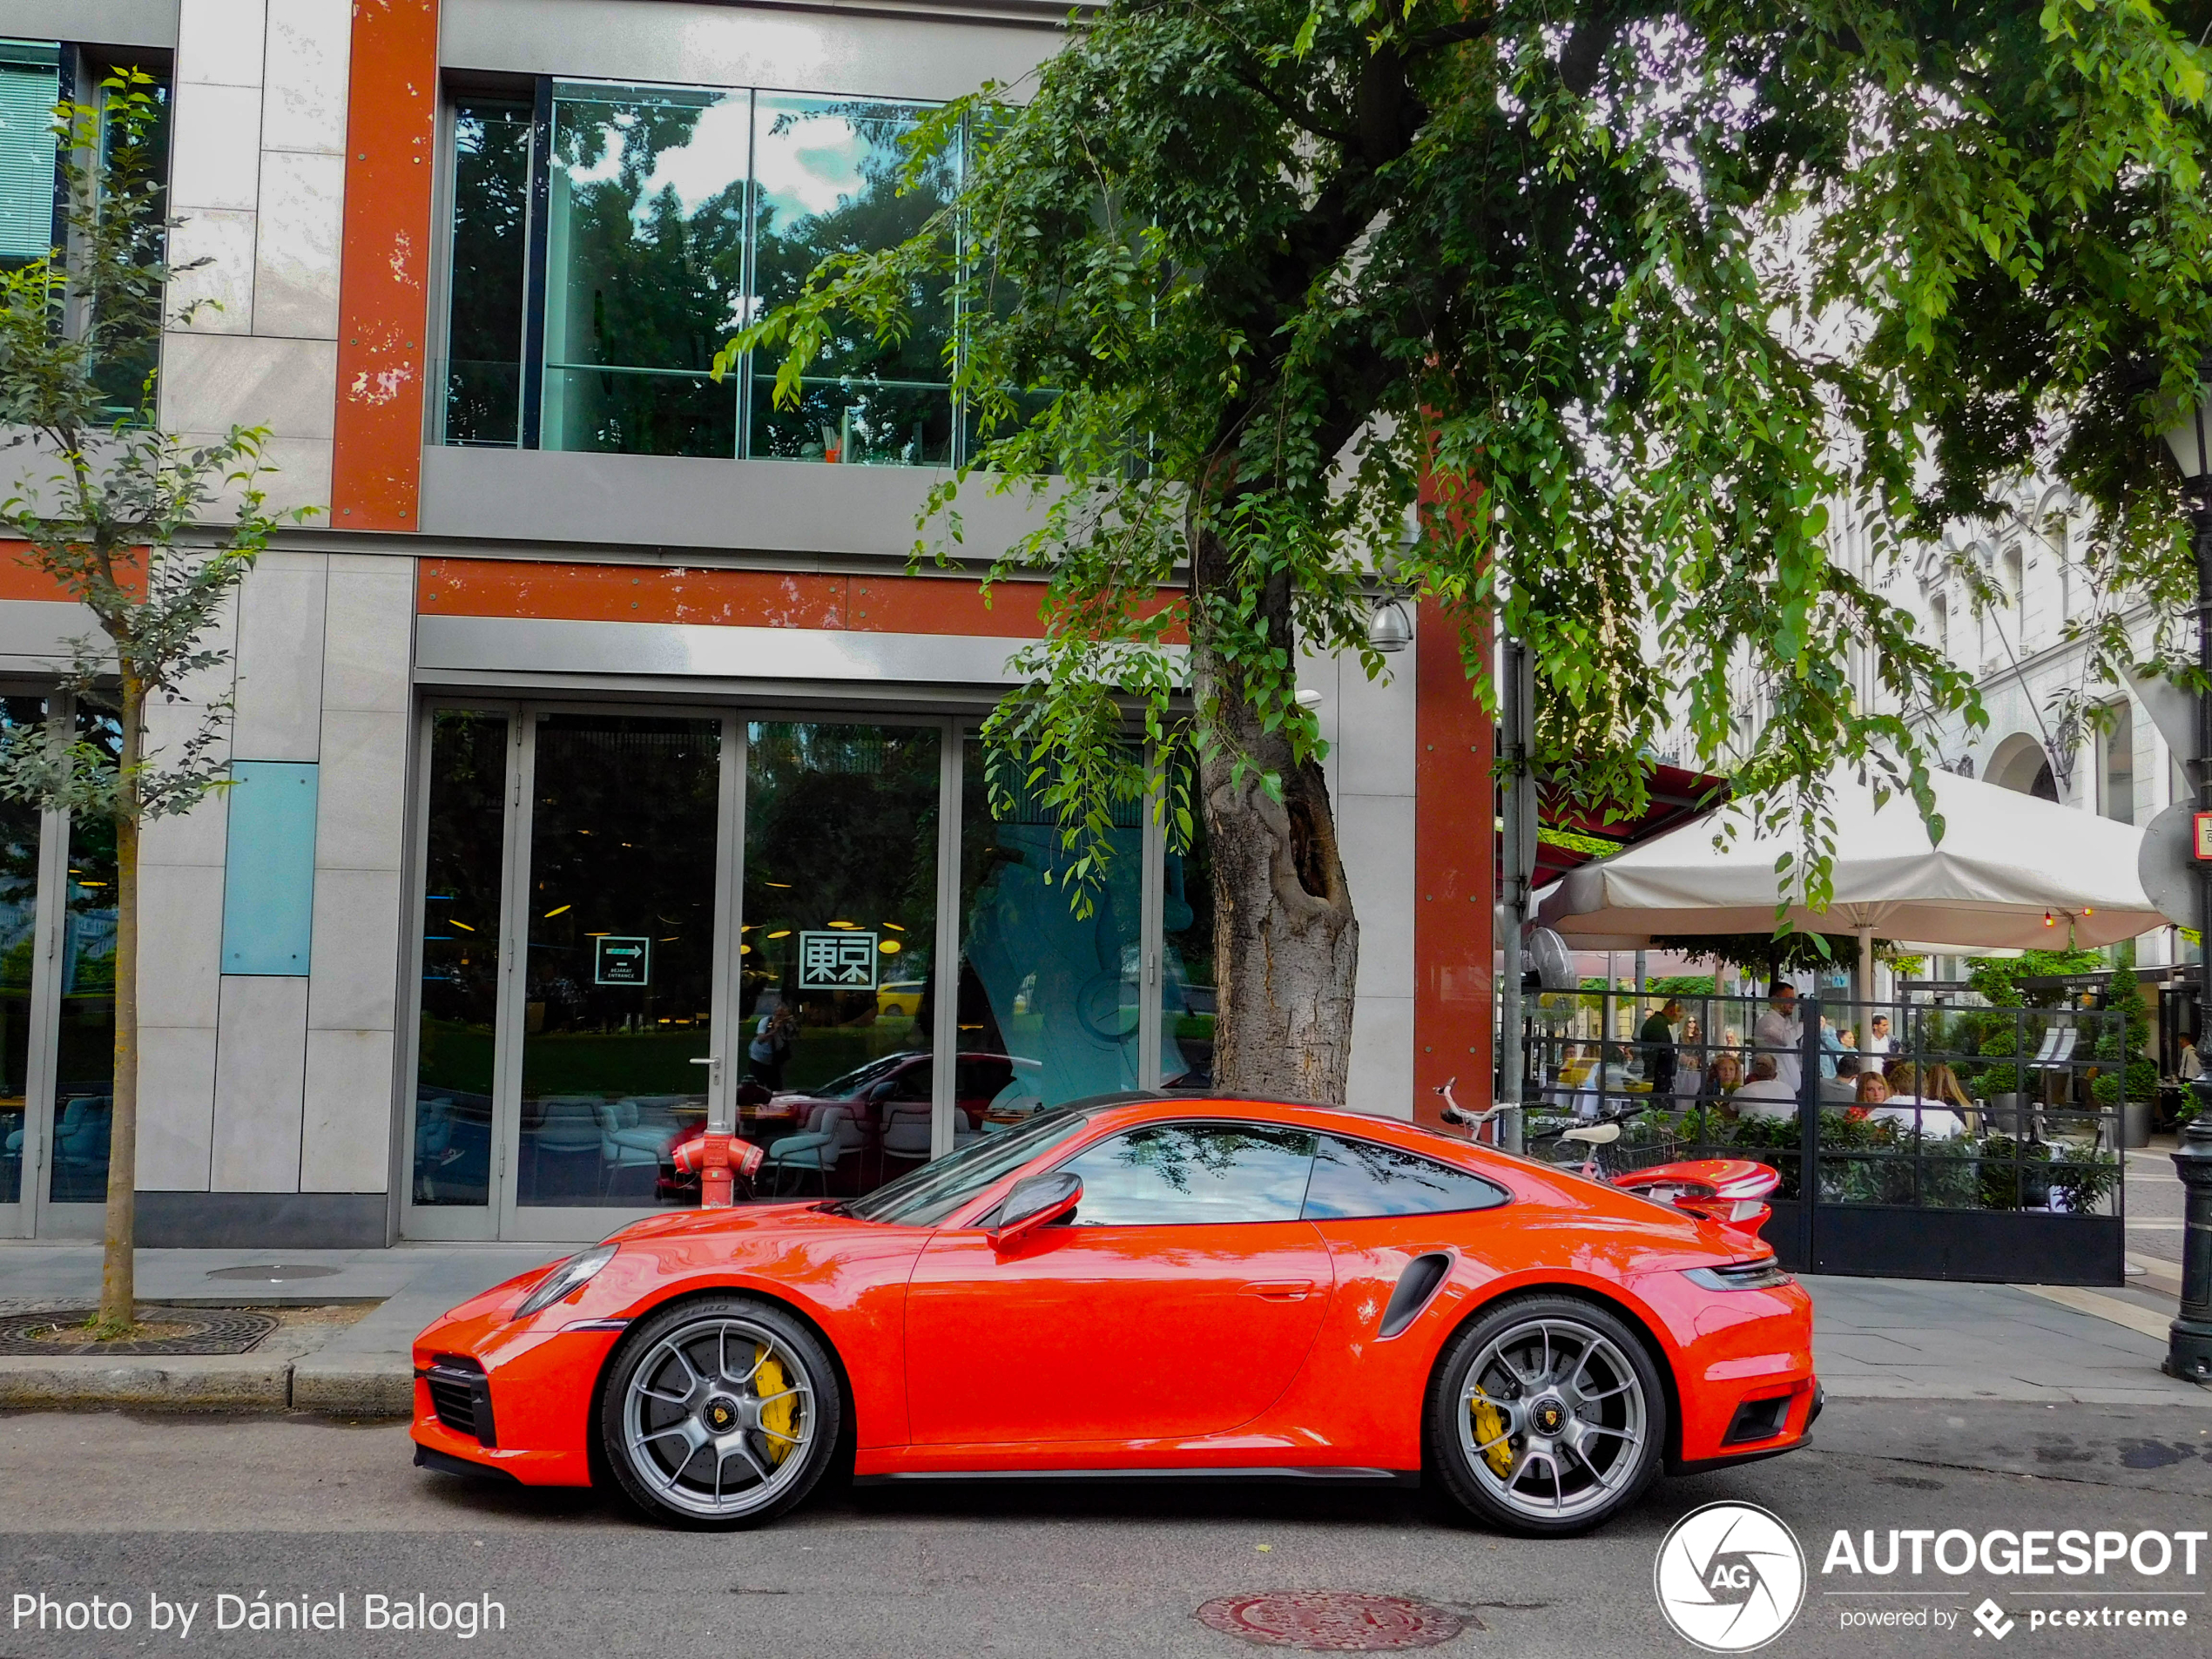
798, 930, 879, 991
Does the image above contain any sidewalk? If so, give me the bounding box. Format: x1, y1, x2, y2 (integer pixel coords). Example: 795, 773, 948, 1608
2, 1242, 2206, 1417
0, 1244, 553, 1415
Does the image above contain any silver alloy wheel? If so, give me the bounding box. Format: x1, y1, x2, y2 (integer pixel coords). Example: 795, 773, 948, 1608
1454, 1315, 1648, 1523
618, 1314, 815, 1521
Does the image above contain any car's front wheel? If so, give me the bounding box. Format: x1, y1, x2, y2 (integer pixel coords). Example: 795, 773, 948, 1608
1426, 1294, 1665, 1535
600, 1295, 840, 1528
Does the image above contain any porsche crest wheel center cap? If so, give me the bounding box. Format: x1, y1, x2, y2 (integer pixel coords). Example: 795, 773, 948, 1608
1531, 1397, 1567, 1436
703, 1395, 741, 1433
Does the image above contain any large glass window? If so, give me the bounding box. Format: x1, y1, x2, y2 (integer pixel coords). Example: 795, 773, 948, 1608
540, 83, 748, 457
50, 709, 118, 1204
743, 723, 940, 1197
957, 739, 1143, 1113
517, 714, 720, 1208
440, 77, 957, 464
0, 697, 41, 1205
2101, 700, 2134, 825
1159, 766, 1214, 1089
439, 99, 532, 447
0, 41, 59, 266
86, 59, 170, 418
745, 96, 954, 467
412, 711, 506, 1208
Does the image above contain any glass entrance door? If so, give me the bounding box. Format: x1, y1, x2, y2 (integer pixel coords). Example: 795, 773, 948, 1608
505, 711, 727, 1233
403, 704, 737, 1243
738, 721, 943, 1200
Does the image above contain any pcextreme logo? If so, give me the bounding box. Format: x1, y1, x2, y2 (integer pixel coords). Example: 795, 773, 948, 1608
1655, 1501, 1809, 1653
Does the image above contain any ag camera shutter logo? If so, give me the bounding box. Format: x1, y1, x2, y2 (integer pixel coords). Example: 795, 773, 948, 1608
1654, 1501, 1807, 1652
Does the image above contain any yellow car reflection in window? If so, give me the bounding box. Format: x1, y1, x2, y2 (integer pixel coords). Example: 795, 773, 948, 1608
876, 980, 927, 1020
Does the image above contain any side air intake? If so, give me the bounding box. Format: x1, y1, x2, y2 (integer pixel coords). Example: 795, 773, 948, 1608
1379, 1252, 1452, 1339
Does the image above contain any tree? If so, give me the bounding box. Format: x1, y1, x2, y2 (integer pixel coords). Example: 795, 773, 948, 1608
735, 1, 2212, 1103
0, 71, 300, 1333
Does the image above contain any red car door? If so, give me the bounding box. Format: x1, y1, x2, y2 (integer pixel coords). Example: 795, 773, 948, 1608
905, 1121, 1332, 1446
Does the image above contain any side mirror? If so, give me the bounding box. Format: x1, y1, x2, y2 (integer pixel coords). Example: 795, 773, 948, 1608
988, 1170, 1082, 1251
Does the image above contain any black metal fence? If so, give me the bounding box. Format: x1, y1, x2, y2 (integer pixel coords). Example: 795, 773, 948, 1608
1519, 990, 2128, 1285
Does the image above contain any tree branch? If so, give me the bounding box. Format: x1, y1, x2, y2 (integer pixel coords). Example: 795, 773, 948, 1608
1401, 15, 1499, 57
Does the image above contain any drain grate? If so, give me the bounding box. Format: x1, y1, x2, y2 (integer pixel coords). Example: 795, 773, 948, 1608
205, 1264, 343, 1282
1197, 1593, 1467, 1652
0, 1308, 280, 1356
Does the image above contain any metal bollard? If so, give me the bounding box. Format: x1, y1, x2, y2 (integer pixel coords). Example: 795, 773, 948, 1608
2166, 1088, 2212, 1385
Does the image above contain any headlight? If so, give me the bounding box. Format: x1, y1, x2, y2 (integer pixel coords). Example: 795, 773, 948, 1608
1684, 1258, 1792, 1291
513, 1245, 617, 1319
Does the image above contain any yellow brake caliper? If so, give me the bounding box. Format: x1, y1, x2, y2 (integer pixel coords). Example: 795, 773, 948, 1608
1469, 1389, 1514, 1475
753, 1345, 797, 1465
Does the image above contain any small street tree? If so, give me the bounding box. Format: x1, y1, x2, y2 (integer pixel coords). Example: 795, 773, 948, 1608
738, 1, 2211, 1103
0, 71, 300, 1334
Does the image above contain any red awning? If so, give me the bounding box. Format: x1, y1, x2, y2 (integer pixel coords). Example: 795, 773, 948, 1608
1527, 763, 1729, 888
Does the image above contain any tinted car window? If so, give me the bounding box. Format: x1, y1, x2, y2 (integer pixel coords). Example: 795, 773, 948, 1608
845, 1110, 1090, 1227
1300, 1133, 1508, 1219
1056, 1123, 1316, 1225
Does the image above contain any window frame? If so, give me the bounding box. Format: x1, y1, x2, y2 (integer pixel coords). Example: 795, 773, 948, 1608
435, 71, 971, 466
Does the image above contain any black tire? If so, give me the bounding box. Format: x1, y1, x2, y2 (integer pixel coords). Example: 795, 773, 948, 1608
1425, 1293, 1666, 1536
598, 1295, 842, 1529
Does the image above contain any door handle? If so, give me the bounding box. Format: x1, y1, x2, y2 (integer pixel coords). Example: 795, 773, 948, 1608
1244, 1279, 1314, 1301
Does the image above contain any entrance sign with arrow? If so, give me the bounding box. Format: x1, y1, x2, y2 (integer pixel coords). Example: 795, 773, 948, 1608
595, 936, 651, 986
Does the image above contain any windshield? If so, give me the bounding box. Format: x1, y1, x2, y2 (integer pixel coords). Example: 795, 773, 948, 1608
842, 1109, 1090, 1227
806, 1053, 914, 1099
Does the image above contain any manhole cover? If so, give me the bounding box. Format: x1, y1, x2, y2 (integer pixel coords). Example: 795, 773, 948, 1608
206, 1264, 343, 1282
0, 1309, 280, 1356
1197, 1592, 1466, 1651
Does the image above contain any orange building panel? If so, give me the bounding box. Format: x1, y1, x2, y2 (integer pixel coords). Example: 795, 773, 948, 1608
416, 558, 1075, 639
331, 0, 441, 532
1413, 597, 1495, 1127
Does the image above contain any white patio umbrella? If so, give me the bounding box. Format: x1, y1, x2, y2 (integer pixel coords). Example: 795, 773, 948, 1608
1536, 767, 2163, 993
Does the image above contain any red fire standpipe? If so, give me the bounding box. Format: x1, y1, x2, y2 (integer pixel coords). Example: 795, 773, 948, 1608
673, 1130, 764, 1209
675, 1057, 763, 1209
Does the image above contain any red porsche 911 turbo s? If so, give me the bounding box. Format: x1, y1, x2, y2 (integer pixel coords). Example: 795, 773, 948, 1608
410, 1094, 1818, 1535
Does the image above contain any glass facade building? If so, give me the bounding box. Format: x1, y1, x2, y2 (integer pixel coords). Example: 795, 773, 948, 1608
0, 2, 1446, 1250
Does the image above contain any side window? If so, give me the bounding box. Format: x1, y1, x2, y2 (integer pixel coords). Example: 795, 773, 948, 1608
1056, 1123, 1315, 1226
1301, 1134, 1508, 1219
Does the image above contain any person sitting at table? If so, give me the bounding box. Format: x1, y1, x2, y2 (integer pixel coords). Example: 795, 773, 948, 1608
1725, 1057, 1796, 1123
1852, 1071, 1889, 1107
1918, 1062, 1979, 1135
1868, 1061, 1966, 1139
1697, 1052, 1743, 1109
1729, 1055, 1798, 1122
1820, 1053, 1865, 1105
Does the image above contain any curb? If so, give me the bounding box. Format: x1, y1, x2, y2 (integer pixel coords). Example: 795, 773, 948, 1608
0, 1324, 415, 1417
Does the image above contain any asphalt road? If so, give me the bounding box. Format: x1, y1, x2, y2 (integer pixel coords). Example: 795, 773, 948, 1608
2, 1399, 2209, 1658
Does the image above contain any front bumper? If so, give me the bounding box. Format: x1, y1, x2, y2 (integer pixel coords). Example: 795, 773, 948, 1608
408, 1287, 627, 1488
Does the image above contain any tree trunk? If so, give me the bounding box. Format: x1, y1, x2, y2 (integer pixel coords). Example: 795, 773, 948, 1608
98, 680, 143, 1332
1190, 536, 1360, 1103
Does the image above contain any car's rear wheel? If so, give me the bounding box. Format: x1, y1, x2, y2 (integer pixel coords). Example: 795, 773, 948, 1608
600, 1296, 840, 1528
1426, 1294, 1664, 1535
